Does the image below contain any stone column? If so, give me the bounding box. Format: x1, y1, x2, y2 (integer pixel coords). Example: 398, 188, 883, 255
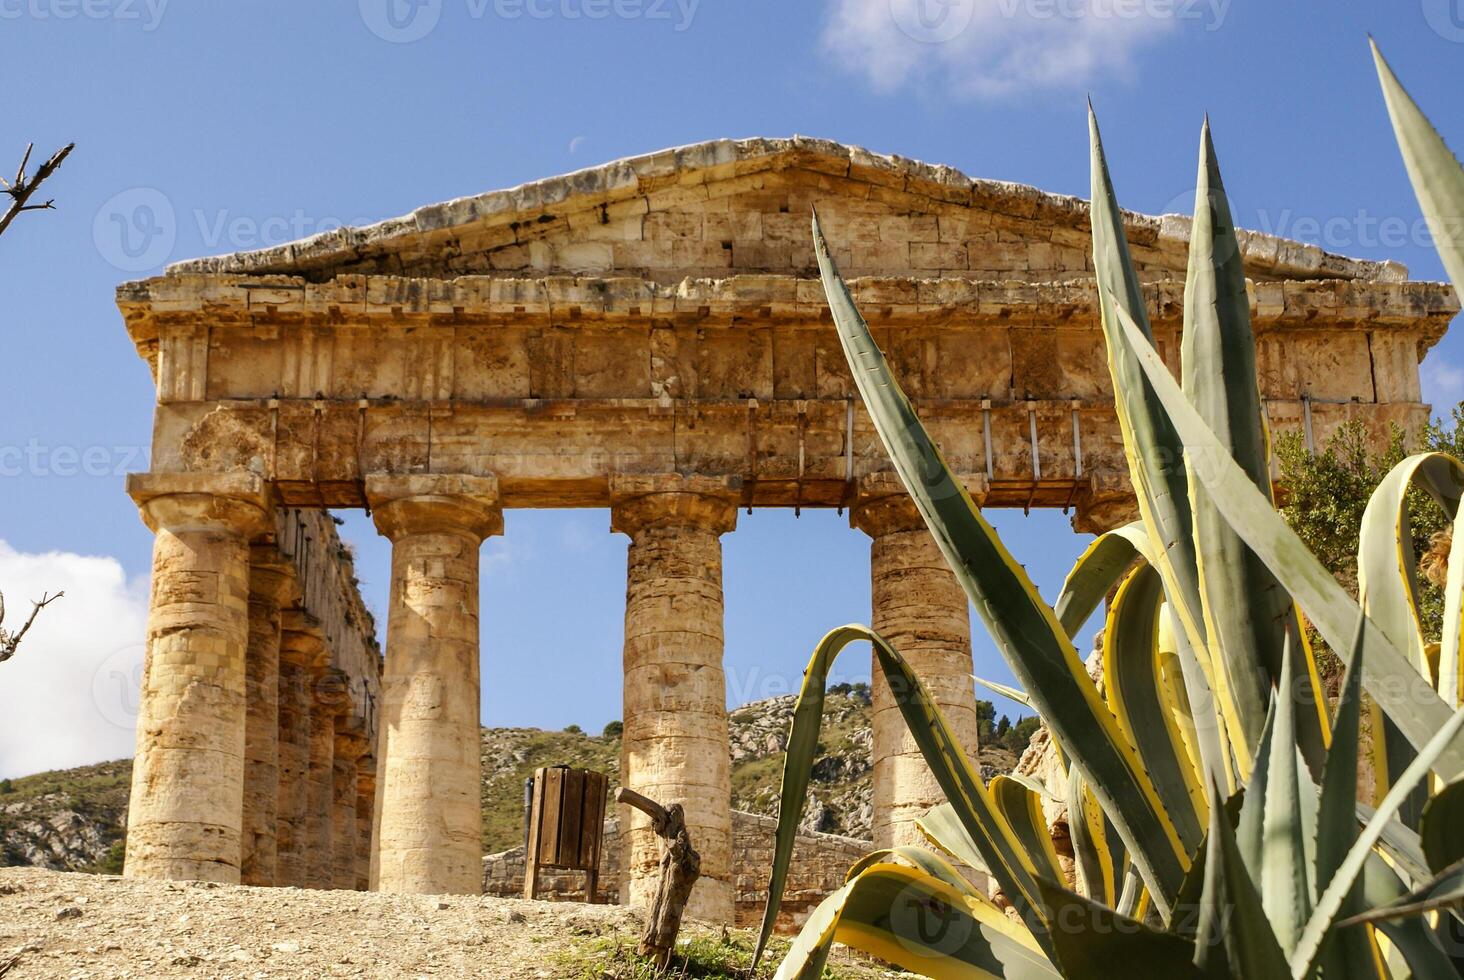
275, 613, 322, 888
611, 475, 739, 924
123, 473, 271, 883
332, 719, 370, 890
306, 667, 348, 888
367, 473, 502, 896
850, 475, 982, 852
355, 756, 377, 892
240, 548, 296, 886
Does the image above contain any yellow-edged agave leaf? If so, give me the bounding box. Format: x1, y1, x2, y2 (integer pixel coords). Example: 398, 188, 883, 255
1441, 501, 1464, 708
1340, 856, 1464, 927
1421, 779, 1464, 874
1358, 453, 1464, 679
1155, 616, 1207, 789
1033, 878, 1203, 979
1105, 565, 1205, 853
1162, 603, 1232, 800
814, 213, 1189, 917
1291, 701, 1464, 978
991, 776, 1066, 887
1054, 522, 1152, 639
1088, 107, 1208, 665
846, 846, 984, 897
973, 676, 1033, 709
1195, 779, 1291, 979
1373, 41, 1464, 300
752, 624, 1049, 969
1067, 767, 1117, 904
917, 803, 992, 878
1108, 296, 1464, 782
774, 863, 1060, 980
1180, 119, 1292, 781
1358, 452, 1464, 828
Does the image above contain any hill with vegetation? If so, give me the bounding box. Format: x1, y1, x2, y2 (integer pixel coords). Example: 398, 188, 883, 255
2, 691, 1034, 867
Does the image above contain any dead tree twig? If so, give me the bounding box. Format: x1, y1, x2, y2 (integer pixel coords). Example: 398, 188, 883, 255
616, 787, 701, 973
0, 142, 75, 239
0, 591, 64, 664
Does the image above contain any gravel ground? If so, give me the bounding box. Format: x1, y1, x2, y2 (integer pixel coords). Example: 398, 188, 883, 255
0, 866, 655, 979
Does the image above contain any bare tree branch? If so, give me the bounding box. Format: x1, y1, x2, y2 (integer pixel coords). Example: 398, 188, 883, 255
0, 591, 64, 664
0, 142, 74, 240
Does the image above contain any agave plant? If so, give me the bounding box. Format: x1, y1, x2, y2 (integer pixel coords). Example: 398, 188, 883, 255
751, 43, 1464, 980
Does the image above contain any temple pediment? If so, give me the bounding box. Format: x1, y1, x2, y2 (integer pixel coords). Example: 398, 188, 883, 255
164, 137, 1405, 286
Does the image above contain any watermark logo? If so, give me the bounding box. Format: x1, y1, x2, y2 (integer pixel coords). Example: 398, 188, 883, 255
889, 0, 976, 43
0, 0, 169, 30
93, 187, 369, 273
93, 187, 175, 273
91, 643, 144, 731
361, 0, 701, 43
360, 0, 442, 42
888, 885, 974, 957
1423, 0, 1464, 42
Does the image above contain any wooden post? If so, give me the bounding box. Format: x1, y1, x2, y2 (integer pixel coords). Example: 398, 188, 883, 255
616, 788, 701, 973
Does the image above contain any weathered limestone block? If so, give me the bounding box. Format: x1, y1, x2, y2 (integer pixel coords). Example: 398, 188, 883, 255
123, 473, 272, 884
332, 721, 370, 891
851, 475, 982, 852
368, 473, 503, 896
275, 613, 324, 888
240, 549, 296, 886
306, 668, 350, 889
611, 475, 739, 924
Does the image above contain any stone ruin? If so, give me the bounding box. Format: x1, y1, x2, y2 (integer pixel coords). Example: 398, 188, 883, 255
114, 137, 1455, 923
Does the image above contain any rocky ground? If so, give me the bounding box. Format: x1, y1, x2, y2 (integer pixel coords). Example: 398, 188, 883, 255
0, 867, 897, 979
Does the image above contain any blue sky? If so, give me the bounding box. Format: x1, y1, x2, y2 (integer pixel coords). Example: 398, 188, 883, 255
0, 0, 1461, 776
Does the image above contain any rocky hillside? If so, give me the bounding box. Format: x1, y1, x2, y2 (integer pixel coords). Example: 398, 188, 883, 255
3, 692, 1030, 868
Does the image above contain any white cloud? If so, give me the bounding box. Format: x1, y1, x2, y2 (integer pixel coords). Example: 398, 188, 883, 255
1422, 353, 1464, 416
0, 542, 149, 780
821, 0, 1213, 98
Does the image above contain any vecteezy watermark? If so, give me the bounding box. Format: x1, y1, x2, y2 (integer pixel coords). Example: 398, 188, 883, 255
888, 0, 1229, 43
359, 0, 700, 43
94, 186, 368, 273
91, 643, 144, 732
0, 441, 146, 479
94, 188, 176, 273
0, 0, 167, 30
1423, 0, 1464, 42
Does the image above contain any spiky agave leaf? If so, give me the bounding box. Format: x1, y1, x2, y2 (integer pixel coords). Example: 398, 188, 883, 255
1105, 293, 1464, 781
1181, 118, 1300, 777
812, 211, 1189, 915
752, 624, 1050, 970
775, 862, 1060, 980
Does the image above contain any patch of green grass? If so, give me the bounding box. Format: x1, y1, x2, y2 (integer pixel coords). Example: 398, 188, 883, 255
556, 929, 898, 979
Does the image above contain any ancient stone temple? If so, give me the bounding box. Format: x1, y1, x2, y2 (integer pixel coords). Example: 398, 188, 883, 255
117, 137, 1455, 920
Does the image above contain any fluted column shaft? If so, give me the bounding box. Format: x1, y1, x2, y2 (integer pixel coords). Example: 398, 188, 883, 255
275, 616, 320, 888
611, 475, 738, 925
306, 667, 348, 888
123, 473, 271, 883
355, 757, 377, 892
852, 478, 981, 851
240, 550, 296, 886
368, 474, 502, 896
332, 724, 369, 890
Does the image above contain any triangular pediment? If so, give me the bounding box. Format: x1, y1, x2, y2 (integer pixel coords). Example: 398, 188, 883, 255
166, 137, 1405, 286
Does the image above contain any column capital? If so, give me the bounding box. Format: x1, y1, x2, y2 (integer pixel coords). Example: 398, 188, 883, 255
248, 545, 300, 607
280, 610, 329, 670
128, 472, 273, 537
333, 718, 371, 764
849, 472, 987, 539
609, 474, 741, 536
365, 473, 502, 541
311, 666, 353, 716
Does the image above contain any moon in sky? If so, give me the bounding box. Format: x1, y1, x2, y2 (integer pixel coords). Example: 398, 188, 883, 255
568, 136, 588, 154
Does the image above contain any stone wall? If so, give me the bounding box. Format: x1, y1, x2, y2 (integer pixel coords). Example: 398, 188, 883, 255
484, 811, 869, 934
